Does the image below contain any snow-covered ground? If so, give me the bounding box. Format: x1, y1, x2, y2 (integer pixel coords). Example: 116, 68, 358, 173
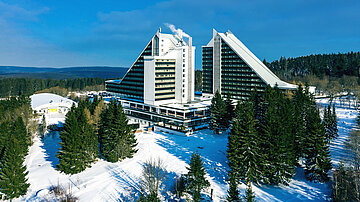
18, 97, 357, 201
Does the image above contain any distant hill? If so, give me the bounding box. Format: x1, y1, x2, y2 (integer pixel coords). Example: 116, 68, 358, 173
0, 66, 129, 79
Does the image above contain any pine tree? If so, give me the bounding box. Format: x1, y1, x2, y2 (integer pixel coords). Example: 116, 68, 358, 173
227, 172, 240, 202
185, 151, 210, 202
323, 105, 331, 141
244, 181, 255, 202
304, 105, 332, 182
224, 92, 234, 128
57, 104, 98, 174
0, 136, 30, 199
228, 100, 263, 184
209, 90, 227, 134
0, 122, 10, 161
12, 117, 30, 155
330, 104, 338, 139
262, 87, 295, 185
99, 100, 137, 162
292, 85, 308, 161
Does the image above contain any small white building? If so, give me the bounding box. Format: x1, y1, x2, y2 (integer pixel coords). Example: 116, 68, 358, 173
30, 93, 76, 115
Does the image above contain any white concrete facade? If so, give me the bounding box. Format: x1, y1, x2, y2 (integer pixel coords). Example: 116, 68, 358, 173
143, 29, 195, 106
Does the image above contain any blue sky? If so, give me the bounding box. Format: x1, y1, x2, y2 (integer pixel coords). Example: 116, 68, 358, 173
0, 0, 359, 69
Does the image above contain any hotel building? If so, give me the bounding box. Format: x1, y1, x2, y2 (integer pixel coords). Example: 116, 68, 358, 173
106, 28, 210, 135
202, 29, 297, 99
106, 28, 300, 134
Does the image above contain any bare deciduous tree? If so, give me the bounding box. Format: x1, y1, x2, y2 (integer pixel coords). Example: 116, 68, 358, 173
140, 158, 167, 198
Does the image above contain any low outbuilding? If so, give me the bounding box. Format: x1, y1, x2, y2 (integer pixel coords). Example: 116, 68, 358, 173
30, 93, 76, 115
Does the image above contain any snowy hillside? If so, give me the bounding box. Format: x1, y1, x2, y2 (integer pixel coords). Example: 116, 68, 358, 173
19, 98, 357, 201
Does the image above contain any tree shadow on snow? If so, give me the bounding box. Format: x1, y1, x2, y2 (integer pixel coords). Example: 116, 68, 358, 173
154, 130, 230, 186
41, 130, 61, 168
106, 164, 183, 201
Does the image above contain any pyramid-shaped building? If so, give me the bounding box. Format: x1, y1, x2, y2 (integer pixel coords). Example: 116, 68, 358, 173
202, 29, 297, 99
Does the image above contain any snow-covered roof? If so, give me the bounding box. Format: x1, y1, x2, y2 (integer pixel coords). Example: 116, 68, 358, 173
30, 93, 75, 109
214, 29, 298, 90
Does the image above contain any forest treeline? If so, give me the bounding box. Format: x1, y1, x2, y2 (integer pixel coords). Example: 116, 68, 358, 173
0, 77, 106, 98
264, 51, 360, 79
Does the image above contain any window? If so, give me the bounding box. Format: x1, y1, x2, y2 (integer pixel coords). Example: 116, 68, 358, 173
183, 69, 185, 72
183, 59, 185, 62
183, 49, 185, 52
183, 54, 185, 57
183, 74, 185, 77
183, 64, 185, 67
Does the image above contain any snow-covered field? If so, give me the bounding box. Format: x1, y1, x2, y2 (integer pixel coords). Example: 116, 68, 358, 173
19, 98, 357, 201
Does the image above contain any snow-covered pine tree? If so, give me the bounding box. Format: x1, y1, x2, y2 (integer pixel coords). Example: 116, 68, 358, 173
209, 90, 227, 134
0, 135, 30, 199
185, 151, 210, 202
304, 105, 332, 182
99, 100, 137, 162
228, 100, 263, 184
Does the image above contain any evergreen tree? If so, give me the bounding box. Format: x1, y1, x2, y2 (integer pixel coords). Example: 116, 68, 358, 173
227, 172, 240, 202
185, 151, 210, 202
227, 100, 263, 184
0, 135, 30, 199
57, 104, 98, 174
224, 92, 234, 128
304, 104, 332, 182
262, 86, 296, 185
0, 122, 10, 161
323, 105, 331, 141
99, 100, 137, 162
292, 85, 308, 161
138, 192, 161, 202
12, 117, 30, 155
323, 104, 338, 141
331, 104, 338, 139
209, 90, 227, 134
244, 181, 255, 202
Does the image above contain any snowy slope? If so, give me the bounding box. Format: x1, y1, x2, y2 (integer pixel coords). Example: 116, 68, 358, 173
18, 97, 357, 202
